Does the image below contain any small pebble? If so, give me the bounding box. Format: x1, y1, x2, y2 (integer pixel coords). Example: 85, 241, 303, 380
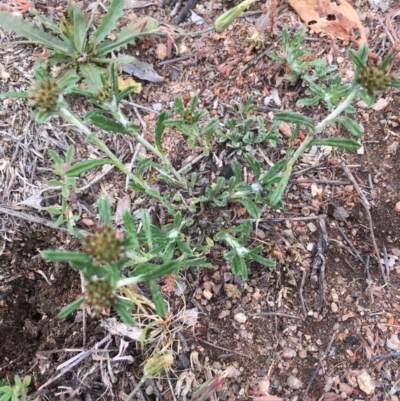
282, 347, 296, 359
145, 385, 154, 395
307, 222, 317, 232
234, 312, 247, 323
331, 302, 338, 313
395, 202, 400, 213
357, 369, 375, 395
339, 383, 354, 395
287, 375, 303, 390
218, 310, 230, 319
203, 289, 212, 300
252, 288, 261, 301
225, 365, 241, 378
299, 350, 307, 359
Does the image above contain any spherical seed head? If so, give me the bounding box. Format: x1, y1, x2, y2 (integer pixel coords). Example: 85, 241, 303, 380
143, 353, 174, 378
83, 224, 125, 263
182, 110, 196, 125
84, 279, 117, 316
93, 84, 112, 104
357, 65, 391, 93
28, 77, 60, 112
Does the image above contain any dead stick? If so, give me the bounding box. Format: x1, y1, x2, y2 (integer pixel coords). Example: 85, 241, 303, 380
192, 336, 253, 359
252, 312, 303, 321
299, 268, 308, 318
341, 164, 386, 282
304, 331, 336, 397
341, 163, 370, 209
335, 223, 365, 263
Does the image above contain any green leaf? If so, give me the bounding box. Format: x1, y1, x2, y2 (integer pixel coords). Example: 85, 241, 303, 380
260, 158, 286, 187
137, 158, 155, 176
47, 179, 63, 186
90, 0, 125, 46
203, 118, 218, 146
335, 116, 364, 137
130, 261, 178, 281
155, 110, 168, 154
296, 97, 320, 107
348, 48, 366, 69
282, 27, 289, 52
269, 169, 291, 208
41, 250, 91, 263
57, 297, 85, 319
114, 298, 134, 325
231, 255, 248, 279
0, 91, 28, 99
237, 197, 260, 218
47, 207, 62, 215
97, 197, 112, 225
85, 111, 131, 134
250, 252, 276, 267
359, 89, 375, 107
150, 280, 167, 318
14, 376, 22, 388
61, 185, 70, 199
309, 138, 361, 151
189, 94, 199, 113
22, 376, 31, 387
390, 79, 400, 88
96, 17, 158, 56
244, 153, 260, 177
79, 63, 103, 91
66, 145, 74, 164
66, 159, 113, 177
274, 111, 315, 129
0, 12, 70, 53
70, 2, 87, 52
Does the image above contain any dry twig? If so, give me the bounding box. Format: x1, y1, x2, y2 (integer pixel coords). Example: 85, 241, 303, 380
341, 163, 386, 282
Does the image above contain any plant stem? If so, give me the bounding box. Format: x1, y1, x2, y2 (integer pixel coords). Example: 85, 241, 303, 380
286, 87, 359, 171
112, 108, 187, 188
125, 376, 146, 401
58, 106, 175, 213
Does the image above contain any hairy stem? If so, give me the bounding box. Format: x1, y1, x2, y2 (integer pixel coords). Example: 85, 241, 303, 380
112, 108, 187, 188
286, 87, 359, 171
58, 106, 175, 213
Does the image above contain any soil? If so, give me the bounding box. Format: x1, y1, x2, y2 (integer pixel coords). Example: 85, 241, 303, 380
1, 0, 400, 400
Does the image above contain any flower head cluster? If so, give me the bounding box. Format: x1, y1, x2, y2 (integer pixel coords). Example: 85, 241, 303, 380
84, 279, 117, 316
84, 224, 125, 263
28, 76, 60, 112
357, 64, 391, 93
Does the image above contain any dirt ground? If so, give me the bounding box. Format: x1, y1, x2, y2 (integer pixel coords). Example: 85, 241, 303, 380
1, 0, 400, 400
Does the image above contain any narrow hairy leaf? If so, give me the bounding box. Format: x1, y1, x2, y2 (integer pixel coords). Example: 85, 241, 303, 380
274, 111, 315, 129
86, 111, 131, 134
71, 3, 87, 52
114, 299, 135, 325
150, 280, 167, 318
155, 110, 168, 154
97, 197, 112, 225
57, 297, 85, 319
269, 169, 291, 208
0, 91, 28, 99
90, 0, 125, 46
96, 17, 158, 55
66, 159, 113, 177
41, 250, 91, 263
335, 116, 364, 137
309, 138, 361, 151
237, 198, 260, 218
0, 12, 70, 53
79, 63, 103, 91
